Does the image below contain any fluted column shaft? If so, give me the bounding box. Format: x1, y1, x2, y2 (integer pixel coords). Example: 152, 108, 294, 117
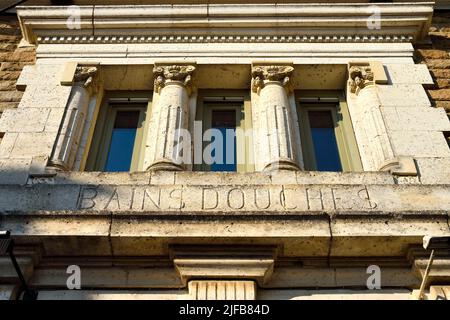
347, 63, 394, 171
146, 65, 195, 171
49, 66, 97, 171
252, 65, 300, 171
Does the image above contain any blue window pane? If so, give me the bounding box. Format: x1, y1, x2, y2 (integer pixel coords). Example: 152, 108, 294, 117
211, 109, 237, 172
309, 111, 342, 172
310, 128, 342, 171
104, 111, 140, 172
211, 127, 237, 172
104, 128, 137, 172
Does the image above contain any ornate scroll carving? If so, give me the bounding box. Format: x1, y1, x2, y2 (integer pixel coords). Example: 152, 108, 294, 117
348, 65, 374, 94
153, 65, 195, 93
73, 66, 98, 88
251, 65, 294, 93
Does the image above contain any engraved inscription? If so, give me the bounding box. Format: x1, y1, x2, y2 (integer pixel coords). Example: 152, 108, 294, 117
76, 185, 377, 212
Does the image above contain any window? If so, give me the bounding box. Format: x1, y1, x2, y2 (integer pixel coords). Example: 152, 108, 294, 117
85, 92, 150, 172
296, 92, 362, 172
196, 90, 254, 172
210, 109, 237, 172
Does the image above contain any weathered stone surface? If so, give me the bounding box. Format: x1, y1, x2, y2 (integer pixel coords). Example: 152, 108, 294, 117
416, 157, 450, 184
381, 106, 450, 132
0, 108, 51, 133
0, 181, 448, 214
0, 158, 30, 185
385, 63, 434, 84
389, 131, 450, 158
377, 84, 431, 108
429, 89, 450, 101
9, 132, 56, 158
30, 267, 183, 289
258, 289, 413, 300
416, 49, 449, 60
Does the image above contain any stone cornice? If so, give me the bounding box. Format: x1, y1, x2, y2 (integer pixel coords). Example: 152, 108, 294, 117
17, 3, 434, 45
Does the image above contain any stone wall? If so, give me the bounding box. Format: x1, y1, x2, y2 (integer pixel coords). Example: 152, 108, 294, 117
415, 10, 450, 146
0, 14, 35, 144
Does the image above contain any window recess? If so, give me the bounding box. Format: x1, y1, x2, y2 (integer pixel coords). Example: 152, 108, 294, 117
85, 92, 151, 172
296, 92, 362, 172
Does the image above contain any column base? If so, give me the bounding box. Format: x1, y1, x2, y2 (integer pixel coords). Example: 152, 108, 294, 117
263, 160, 300, 172
46, 160, 69, 172
147, 160, 184, 172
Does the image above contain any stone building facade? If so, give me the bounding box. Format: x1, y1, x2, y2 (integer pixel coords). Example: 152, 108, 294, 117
0, 1, 450, 300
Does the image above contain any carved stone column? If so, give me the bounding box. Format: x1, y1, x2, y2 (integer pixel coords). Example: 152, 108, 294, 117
251, 65, 300, 171
48, 66, 97, 171
146, 65, 195, 171
346, 62, 417, 175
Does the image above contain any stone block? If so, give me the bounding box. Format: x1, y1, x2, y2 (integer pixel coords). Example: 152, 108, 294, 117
15, 64, 35, 90
0, 107, 51, 133
0, 132, 17, 159
381, 106, 450, 132
54, 171, 151, 185
416, 157, 450, 184
175, 171, 271, 185
377, 84, 431, 108
429, 89, 450, 101
60, 61, 78, 85
390, 131, 450, 158
385, 64, 434, 85
296, 171, 395, 185
10, 132, 56, 158
150, 171, 175, 185
44, 108, 66, 132
18, 84, 72, 109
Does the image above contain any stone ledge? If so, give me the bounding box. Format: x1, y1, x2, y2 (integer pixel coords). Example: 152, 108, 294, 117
2, 210, 449, 257
41, 171, 396, 186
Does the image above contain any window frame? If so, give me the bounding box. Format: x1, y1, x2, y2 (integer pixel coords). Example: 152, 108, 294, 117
85, 91, 151, 172
296, 91, 362, 172
196, 90, 254, 173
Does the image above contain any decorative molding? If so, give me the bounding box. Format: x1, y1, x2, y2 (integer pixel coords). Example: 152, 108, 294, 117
251, 65, 293, 93
348, 64, 374, 94
74, 66, 98, 88
35, 34, 416, 45
188, 280, 256, 300
17, 3, 433, 45
153, 64, 195, 93
171, 245, 277, 286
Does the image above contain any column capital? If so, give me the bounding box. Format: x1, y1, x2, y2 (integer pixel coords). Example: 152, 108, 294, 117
348, 64, 374, 94
153, 64, 195, 93
251, 65, 294, 93
74, 66, 98, 88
